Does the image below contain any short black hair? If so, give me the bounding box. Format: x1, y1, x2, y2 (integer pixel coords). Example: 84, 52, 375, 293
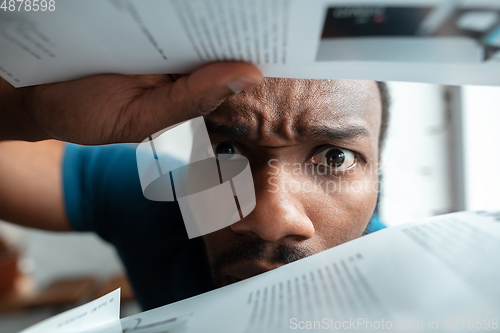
376, 81, 390, 149
368, 81, 390, 233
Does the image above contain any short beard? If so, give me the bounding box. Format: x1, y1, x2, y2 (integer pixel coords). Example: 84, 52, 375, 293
209, 240, 314, 287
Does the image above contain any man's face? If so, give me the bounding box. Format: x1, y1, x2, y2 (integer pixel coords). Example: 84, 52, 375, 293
203, 78, 382, 287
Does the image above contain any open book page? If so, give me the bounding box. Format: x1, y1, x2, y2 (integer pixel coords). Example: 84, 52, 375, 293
1, 0, 500, 87
116, 211, 500, 333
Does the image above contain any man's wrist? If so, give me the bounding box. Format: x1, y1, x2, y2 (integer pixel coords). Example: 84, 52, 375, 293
0, 78, 50, 142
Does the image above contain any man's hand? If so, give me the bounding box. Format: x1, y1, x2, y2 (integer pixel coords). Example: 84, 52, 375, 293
0, 62, 262, 144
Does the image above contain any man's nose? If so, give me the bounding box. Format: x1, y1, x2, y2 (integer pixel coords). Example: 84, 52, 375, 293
230, 168, 315, 242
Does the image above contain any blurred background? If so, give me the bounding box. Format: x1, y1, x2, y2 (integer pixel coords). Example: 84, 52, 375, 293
0, 81, 499, 332
380, 82, 500, 223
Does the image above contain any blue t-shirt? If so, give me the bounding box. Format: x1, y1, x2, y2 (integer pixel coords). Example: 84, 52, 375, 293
62, 143, 385, 310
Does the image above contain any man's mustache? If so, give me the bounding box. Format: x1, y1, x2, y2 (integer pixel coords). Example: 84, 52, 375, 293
211, 241, 314, 273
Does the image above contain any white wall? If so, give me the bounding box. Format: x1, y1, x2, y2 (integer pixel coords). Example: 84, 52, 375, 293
379, 82, 452, 226
461, 85, 500, 211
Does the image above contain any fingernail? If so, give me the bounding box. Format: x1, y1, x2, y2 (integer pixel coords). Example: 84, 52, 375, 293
227, 77, 260, 94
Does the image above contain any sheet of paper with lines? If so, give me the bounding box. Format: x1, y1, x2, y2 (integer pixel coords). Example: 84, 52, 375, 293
2, 0, 500, 87
117, 210, 500, 333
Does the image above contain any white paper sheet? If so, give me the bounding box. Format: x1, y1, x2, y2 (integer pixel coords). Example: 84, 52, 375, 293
19, 289, 122, 333
19, 211, 500, 332
2, 0, 500, 87
118, 211, 500, 333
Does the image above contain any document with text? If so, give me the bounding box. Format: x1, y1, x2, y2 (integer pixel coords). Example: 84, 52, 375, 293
20, 289, 122, 333
21, 211, 500, 332
1, 0, 500, 87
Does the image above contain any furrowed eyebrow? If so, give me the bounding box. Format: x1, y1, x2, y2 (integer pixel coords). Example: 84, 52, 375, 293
205, 121, 251, 140
205, 120, 369, 143
300, 125, 369, 142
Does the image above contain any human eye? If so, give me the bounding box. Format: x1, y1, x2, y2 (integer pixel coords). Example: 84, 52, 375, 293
308, 146, 357, 171
211, 141, 242, 156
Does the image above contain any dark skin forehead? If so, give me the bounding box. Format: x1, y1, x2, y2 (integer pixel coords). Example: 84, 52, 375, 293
205, 78, 382, 159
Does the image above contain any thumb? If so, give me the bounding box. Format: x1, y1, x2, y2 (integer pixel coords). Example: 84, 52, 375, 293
145, 61, 263, 130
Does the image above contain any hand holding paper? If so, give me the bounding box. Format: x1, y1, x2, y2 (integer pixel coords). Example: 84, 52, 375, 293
0, 62, 262, 143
